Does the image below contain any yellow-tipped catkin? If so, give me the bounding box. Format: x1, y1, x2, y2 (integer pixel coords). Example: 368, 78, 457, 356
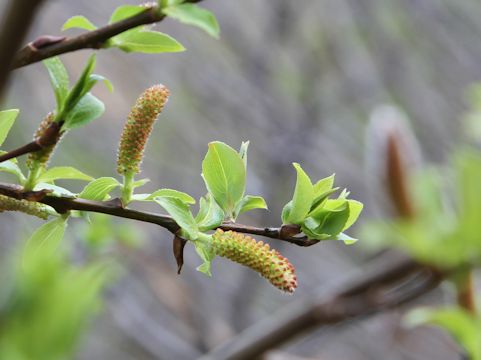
0, 195, 49, 220
26, 112, 60, 170
212, 230, 297, 293
117, 85, 170, 175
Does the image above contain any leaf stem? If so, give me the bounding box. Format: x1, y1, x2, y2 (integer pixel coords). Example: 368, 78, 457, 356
121, 171, 135, 206
23, 163, 42, 191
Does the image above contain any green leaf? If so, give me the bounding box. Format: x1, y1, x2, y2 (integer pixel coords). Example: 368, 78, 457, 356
194, 236, 215, 276
163, 3, 220, 38
60, 54, 96, 120
112, 29, 185, 53
63, 93, 105, 130
147, 189, 195, 204
109, 5, 145, 24
196, 194, 224, 232
24, 217, 68, 260
155, 196, 198, 239
313, 174, 335, 196
335, 232, 358, 245
404, 307, 481, 360
43, 57, 70, 111
79, 177, 121, 200
0, 109, 19, 146
202, 141, 246, 216
89, 74, 114, 92
0, 152, 25, 183
283, 163, 314, 225
239, 141, 249, 167
37, 167, 93, 183
343, 200, 363, 231
234, 195, 267, 217
62, 15, 97, 31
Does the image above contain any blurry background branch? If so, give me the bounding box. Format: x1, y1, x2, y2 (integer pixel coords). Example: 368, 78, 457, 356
201, 256, 443, 360
0, 0, 47, 99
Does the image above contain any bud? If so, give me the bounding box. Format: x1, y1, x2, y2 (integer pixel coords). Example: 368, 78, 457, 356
212, 229, 297, 293
0, 195, 49, 219
117, 85, 170, 174
27, 112, 62, 170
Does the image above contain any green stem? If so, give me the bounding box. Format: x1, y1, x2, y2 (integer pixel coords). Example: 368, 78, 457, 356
121, 171, 135, 206
23, 162, 42, 191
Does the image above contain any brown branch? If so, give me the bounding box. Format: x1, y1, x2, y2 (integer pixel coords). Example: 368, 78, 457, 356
12, 0, 203, 69
200, 256, 444, 360
0, 182, 317, 246
0, 0, 47, 99
0, 121, 62, 164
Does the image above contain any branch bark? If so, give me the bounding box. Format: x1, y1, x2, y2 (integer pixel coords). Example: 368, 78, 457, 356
199, 256, 443, 360
0, 182, 316, 246
12, 0, 204, 69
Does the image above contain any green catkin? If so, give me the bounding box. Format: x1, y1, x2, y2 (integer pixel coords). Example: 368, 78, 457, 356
212, 230, 297, 293
117, 85, 170, 175
26, 112, 60, 170
0, 195, 49, 220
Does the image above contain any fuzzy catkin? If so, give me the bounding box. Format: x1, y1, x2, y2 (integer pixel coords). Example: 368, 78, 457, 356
26, 112, 59, 170
0, 195, 49, 219
117, 85, 170, 175
212, 230, 297, 293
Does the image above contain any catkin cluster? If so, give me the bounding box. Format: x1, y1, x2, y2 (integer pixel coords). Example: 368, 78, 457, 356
117, 85, 170, 175
0, 195, 49, 219
212, 230, 297, 293
26, 112, 60, 170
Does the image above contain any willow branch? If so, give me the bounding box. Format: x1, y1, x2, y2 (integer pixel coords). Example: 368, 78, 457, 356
12, 0, 203, 69
200, 257, 444, 360
0, 182, 315, 246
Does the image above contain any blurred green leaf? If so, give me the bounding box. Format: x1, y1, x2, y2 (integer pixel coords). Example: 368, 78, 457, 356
283, 163, 313, 225
155, 196, 198, 239
238, 141, 249, 167
0, 151, 25, 183
43, 57, 69, 112
163, 3, 220, 38
62, 15, 97, 31
63, 93, 105, 130
112, 29, 185, 53
194, 234, 215, 276
24, 217, 68, 260
202, 141, 246, 217
37, 167, 93, 183
109, 4, 145, 24
79, 177, 120, 200
0, 109, 19, 146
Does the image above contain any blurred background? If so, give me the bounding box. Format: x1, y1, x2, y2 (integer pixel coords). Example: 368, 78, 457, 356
1, 0, 480, 359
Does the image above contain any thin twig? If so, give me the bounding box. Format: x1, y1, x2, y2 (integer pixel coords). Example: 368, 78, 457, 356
199, 256, 443, 360
12, 0, 204, 69
0, 0, 47, 98
0, 182, 317, 246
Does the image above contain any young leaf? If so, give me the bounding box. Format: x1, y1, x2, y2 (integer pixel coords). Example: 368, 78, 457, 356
37, 167, 93, 183
202, 141, 246, 216
194, 236, 215, 276
43, 57, 69, 111
79, 177, 121, 200
283, 163, 314, 225
196, 195, 224, 232
147, 189, 195, 204
163, 3, 220, 38
109, 4, 145, 24
34, 183, 77, 198
0, 109, 19, 146
24, 217, 68, 259
343, 200, 363, 231
0, 152, 25, 183
234, 195, 267, 217
112, 30, 185, 53
62, 16, 97, 31
239, 141, 249, 167
63, 93, 105, 130
313, 174, 335, 196
155, 196, 199, 239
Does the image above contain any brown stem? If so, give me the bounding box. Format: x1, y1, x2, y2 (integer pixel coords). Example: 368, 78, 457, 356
0, 182, 317, 246
12, 0, 204, 69
456, 270, 477, 314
